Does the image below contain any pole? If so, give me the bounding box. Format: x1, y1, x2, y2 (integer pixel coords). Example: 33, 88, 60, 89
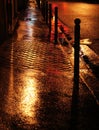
45, 1, 48, 25
49, 4, 52, 39
70, 18, 81, 130
54, 7, 58, 45
74, 18, 81, 91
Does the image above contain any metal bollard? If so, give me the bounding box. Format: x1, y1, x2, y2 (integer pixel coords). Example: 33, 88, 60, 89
36, 0, 40, 9
49, 4, 52, 39
74, 18, 81, 91
41, 1, 46, 20
70, 19, 81, 129
45, 1, 48, 25
54, 7, 58, 45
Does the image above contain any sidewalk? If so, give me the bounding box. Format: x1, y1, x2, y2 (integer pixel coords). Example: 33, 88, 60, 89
0, 1, 99, 130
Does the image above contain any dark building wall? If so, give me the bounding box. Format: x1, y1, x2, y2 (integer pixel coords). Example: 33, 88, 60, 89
0, 0, 28, 44
0, 0, 7, 43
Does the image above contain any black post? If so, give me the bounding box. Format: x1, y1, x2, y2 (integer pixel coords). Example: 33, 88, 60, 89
74, 18, 81, 96
70, 18, 81, 130
49, 4, 52, 39
42, 1, 46, 20
54, 7, 58, 45
45, 1, 48, 24
36, 0, 40, 9
41, 1, 44, 19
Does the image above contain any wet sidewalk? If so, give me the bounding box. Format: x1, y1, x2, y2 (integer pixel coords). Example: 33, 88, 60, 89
0, 1, 99, 130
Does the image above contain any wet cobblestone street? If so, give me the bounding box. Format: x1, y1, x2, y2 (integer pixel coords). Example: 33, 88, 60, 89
0, 1, 99, 130
0, 41, 73, 129
0, 2, 73, 129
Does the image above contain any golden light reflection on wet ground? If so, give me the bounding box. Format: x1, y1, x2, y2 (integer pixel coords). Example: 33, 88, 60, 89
80, 38, 92, 45
18, 73, 39, 124
6, 71, 40, 124
17, 21, 34, 40
5, 45, 41, 124
80, 45, 99, 62
0, 1, 99, 129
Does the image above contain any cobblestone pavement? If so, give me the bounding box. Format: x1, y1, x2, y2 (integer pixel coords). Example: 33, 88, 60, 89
0, 1, 99, 130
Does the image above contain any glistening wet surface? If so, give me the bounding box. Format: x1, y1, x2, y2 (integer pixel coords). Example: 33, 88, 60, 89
0, 2, 73, 129
0, 1, 99, 130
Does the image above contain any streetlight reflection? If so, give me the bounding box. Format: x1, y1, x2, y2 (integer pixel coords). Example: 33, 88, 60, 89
19, 73, 39, 124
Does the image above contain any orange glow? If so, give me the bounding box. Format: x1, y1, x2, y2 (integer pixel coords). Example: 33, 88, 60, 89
19, 72, 39, 124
